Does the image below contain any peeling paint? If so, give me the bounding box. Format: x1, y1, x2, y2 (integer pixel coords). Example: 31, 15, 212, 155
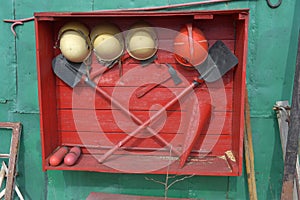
0, 99, 8, 104
225, 150, 236, 162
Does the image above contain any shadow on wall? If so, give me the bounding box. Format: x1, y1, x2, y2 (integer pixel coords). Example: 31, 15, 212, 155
45, 171, 231, 199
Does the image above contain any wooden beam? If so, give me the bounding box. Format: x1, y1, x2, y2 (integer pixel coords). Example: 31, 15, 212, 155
0, 122, 22, 200
244, 89, 257, 200
281, 31, 300, 200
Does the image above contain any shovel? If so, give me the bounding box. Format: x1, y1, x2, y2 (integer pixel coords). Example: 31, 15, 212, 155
99, 40, 238, 163
52, 54, 182, 157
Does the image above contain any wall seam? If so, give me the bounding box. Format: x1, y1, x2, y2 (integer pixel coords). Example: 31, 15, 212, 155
12, 0, 18, 115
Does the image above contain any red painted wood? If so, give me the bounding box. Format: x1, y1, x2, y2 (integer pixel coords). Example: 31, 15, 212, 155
35, 9, 248, 175
56, 86, 233, 111
35, 20, 59, 170
43, 153, 238, 176
231, 15, 248, 175
57, 110, 232, 134
56, 55, 235, 87
34, 10, 249, 18
86, 192, 198, 200
60, 132, 232, 156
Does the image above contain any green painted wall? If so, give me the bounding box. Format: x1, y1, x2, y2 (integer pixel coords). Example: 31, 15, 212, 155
0, 0, 299, 199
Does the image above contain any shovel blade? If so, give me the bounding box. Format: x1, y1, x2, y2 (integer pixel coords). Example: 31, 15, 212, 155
52, 54, 86, 88
195, 40, 238, 82
165, 63, 182, 85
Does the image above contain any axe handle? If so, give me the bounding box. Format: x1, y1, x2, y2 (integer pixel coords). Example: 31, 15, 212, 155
89, 66, 110, 80
135, 76, 171, 98
98, 81, 199, 163
84, 78, 182, 163
135, 63, 181, 98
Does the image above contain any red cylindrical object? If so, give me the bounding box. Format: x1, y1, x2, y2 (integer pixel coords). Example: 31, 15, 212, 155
180, 103, 212, 168
64, 146, 81, 166
49, 146, 68, 166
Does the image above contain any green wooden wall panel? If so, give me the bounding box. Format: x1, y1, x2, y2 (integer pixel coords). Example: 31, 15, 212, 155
14, 22, 40, 113
46, 172, 229, 199
93, 0, 168, 10
251, 117, 284, 199
0, 1, 16, 102
13, 0, 93, 113
14, 0, 93, 17
0, 102, 14, 121
9, 113, 45, 200
282, 0, 300, 100
246, 0, 298, 117
227, 165, 248, 200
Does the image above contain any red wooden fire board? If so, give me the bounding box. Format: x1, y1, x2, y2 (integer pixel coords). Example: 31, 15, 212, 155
34, 9, 248, 176
86, 192, 200, 200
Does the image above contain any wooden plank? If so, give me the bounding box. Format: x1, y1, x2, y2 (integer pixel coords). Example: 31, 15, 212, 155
0, 122, 22, 200
56, 58, 234, 88
86, 192, 200, 200
57, 109, 232, 134
275, 101, 300, 199
44, 153, 235, 176
57, 86, 233, 111
281, 31, 300, 200
60, 132, 231, 156
244, 90, 258, 200
35, 19, 60, 166
230, 15, 248, 174
0, 163, 5, 189
1, 162, 24, 200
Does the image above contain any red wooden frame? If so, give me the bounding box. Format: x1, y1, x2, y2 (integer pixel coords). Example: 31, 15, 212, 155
34, 9, 248, 176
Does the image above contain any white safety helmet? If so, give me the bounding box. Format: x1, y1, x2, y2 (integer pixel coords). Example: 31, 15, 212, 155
58, 22, 91, 63
90, 23, 124, 62
126, 21, 158, 60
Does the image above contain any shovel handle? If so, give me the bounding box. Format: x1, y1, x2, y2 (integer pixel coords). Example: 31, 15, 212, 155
84, 77, 182, 163
98, 121, 150, 163
89, 66, 109, 80
99, 81, 198, 163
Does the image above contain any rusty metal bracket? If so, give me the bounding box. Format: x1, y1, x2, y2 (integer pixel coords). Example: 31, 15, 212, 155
266, 0, 282, 9
274, 101, 300, 200
0, 122, 22, 200
3, 17, 34, 37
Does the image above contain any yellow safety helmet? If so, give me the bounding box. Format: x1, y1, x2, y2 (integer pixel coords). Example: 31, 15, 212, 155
126, 21, 158, 60
90, 23, 124, 62
58, 22, 91, 63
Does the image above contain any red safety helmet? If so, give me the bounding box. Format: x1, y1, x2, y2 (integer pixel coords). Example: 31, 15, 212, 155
173, 24, 208, 69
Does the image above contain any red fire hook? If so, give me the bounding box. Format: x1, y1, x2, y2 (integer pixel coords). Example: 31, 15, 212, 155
3, 17, 34, 37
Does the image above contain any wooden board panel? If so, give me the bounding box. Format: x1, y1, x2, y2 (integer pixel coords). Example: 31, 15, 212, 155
35, 10, 248, 175
56, 56, 235, 88
57, 109, 232, 134
60, 132, 231, 156
87, 192, 199, 200
44, 153, 238, 176
57, 86, 233, 111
